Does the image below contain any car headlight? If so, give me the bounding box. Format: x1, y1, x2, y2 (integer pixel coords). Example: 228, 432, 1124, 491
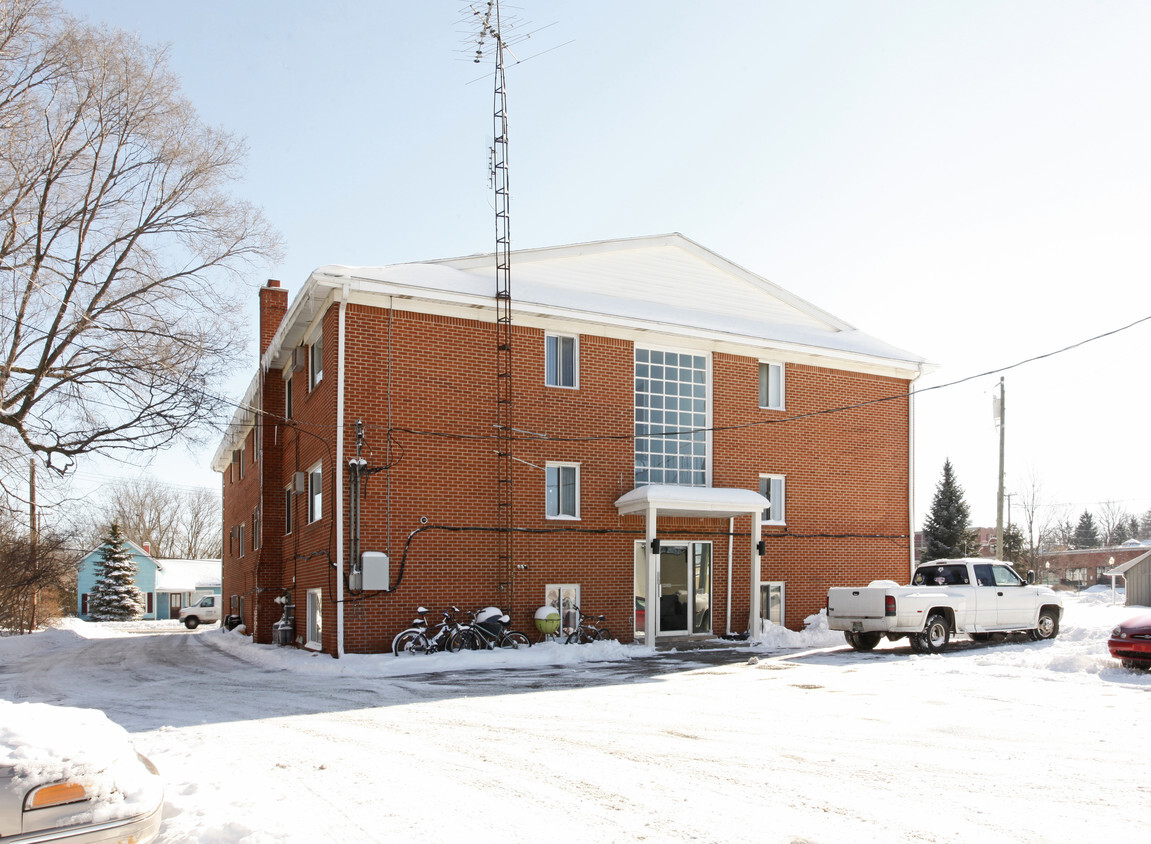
1112, 627, 1126, 639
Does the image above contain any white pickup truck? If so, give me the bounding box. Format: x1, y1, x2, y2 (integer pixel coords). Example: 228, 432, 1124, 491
827, 558, 1063, 653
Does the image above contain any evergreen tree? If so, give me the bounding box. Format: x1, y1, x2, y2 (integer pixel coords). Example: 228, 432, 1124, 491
87, 524, 145, 621
1073, 510, 1099, 549
1003, 524, 1025, 563
921, 459, 972, 561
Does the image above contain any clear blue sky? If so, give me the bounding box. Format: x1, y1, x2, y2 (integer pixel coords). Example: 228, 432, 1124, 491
64, 0, 1151, 535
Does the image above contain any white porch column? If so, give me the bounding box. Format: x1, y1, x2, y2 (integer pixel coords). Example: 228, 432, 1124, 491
749, 510, 763, 642
645, 503, 658, 644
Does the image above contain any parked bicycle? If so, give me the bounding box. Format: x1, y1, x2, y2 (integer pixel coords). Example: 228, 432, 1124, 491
391, 606, 462, 656
448, 607, 532, 651
564, 607, 611, 645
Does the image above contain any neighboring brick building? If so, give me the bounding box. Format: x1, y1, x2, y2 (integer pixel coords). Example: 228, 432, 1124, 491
212, 234, 928, 656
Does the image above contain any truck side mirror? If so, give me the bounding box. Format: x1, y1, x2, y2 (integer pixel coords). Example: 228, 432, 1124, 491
1026, 570, 1035, 584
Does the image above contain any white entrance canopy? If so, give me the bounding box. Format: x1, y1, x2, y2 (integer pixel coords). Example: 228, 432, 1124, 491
614, 485, 772, 643
615, 484, 770, 519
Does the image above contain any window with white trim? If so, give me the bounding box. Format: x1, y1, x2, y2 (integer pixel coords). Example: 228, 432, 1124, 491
309, 332, 323, 390
305, 588, 322, 650
759, 474, 785, 524
238, 523, 245, 557
284, 487, 293, 535
635, 348, 709, 486
545, 462, 580, 519
238, 444, 245, 479
758, 362, 784, 409
285, 373, 293, 419
545, 334, 578, 388
307, 461, 322, 523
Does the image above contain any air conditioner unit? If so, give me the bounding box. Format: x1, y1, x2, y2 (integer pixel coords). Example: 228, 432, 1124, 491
360, 552, 390, 591
293, 471, 308, 494
292, 346, 307, 372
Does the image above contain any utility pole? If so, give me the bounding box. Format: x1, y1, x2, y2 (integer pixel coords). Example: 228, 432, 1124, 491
994, 377, 1005, 561
29, 457, 38, 630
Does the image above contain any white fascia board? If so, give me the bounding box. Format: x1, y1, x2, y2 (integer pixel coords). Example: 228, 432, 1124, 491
210, 374, 259, 473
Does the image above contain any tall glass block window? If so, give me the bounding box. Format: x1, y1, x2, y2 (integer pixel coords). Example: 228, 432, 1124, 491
635, 348, 708, 486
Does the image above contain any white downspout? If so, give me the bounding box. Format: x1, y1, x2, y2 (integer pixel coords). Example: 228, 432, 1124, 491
644, 504, 658, 645
749, 510, 763, 642
725, 517, 734, 636
335, 286, 348, 658
909, 370, 919, 580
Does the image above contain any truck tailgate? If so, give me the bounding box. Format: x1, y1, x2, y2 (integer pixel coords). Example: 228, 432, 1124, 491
827, 587, 888, 619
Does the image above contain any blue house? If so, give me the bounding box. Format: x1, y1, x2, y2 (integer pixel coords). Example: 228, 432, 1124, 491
76, 539, 222, 620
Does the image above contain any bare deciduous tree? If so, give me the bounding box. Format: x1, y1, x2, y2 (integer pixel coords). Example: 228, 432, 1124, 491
78, 477, 221, 559
0, 510, 73, 633
1096, 500, 1130, 548
0, 0, 279, 497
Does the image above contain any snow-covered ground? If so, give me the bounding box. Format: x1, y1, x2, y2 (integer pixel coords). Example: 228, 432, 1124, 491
2, 592, 1149, 843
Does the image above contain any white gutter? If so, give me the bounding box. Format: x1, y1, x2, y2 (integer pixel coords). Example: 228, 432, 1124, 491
335, 285, 348, 658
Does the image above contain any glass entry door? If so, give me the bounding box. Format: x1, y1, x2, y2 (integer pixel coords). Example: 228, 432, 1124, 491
637, 541, 712, 636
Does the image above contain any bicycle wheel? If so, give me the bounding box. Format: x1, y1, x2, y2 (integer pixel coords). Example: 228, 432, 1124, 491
392, 629, 428, 656
447, 629, 477, 652
499, 630, 531, 649
593, 628, 612, 642
565, 628, 589, 645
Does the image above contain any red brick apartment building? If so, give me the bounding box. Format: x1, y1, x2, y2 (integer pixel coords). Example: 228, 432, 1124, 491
212, 234, 929, 656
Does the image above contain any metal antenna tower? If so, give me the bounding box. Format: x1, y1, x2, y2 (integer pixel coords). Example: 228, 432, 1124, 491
473, 0, 515, 606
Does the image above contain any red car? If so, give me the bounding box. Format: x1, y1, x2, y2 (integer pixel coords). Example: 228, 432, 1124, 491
1108, 612, 1151, 668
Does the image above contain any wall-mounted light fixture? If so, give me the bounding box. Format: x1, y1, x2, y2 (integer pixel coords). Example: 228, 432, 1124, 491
650, 538, 661, 554
756, 540, 766, 556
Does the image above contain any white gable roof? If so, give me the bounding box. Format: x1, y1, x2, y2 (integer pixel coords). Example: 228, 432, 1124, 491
308, 234, 926, 368
154, 559, 222, 592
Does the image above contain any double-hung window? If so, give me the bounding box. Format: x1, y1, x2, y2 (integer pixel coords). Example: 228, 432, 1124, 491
546, 334, 578, 388
285, 372, 293, 419
759, 362, 784, 409
307, 461, 322, 523
284, 487, 293, 535
546, 462, 580, 519
238, 524, 246, 557
309, 332, 323, 390
760, 474, 786, 524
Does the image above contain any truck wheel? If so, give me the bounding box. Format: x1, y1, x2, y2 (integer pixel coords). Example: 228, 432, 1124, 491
184, 616, 199, 630
1028, 609, 1059, 641
917, 613, 950, 653
846, 631, 882, 652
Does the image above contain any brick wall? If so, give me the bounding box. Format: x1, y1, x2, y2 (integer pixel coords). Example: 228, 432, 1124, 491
224, 298, 913, 654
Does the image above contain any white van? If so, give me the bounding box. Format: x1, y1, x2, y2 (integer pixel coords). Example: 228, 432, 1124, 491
179, 595, 221, 629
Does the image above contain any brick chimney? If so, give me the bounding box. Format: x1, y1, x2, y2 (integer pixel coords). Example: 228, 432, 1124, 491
143, 540, 152, 555
259, 279, 288, 359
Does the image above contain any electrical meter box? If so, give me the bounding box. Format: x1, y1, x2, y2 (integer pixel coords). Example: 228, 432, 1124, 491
360, 552, 390, 591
